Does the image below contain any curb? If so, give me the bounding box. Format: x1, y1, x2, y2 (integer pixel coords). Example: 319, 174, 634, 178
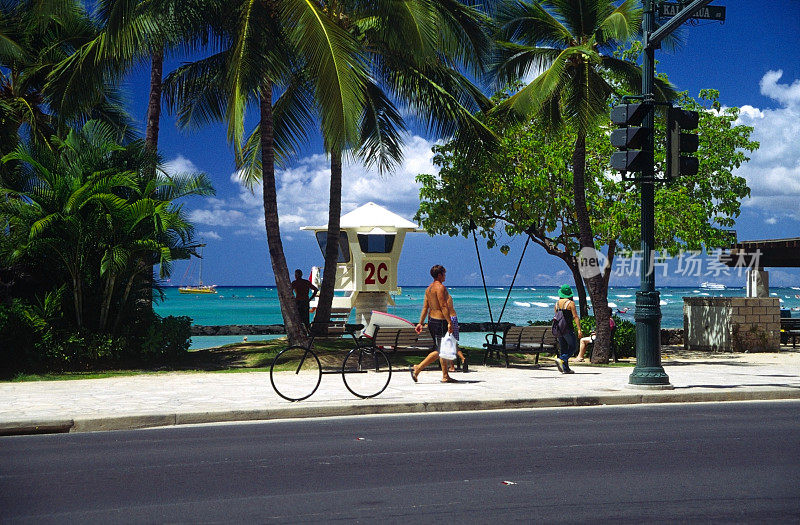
3, 387, 800, 436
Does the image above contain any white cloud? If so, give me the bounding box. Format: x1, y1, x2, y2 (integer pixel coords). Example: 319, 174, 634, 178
188, 134, 440, 237
199, 230, 221, 240
765, 217, 778, 225
163, 154, 200, 176
734, 70, 800, 218
760, 70, 800, 106
188, 208, 245, 227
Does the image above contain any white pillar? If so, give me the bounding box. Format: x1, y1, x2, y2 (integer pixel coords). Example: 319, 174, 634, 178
746, 270, 769, 298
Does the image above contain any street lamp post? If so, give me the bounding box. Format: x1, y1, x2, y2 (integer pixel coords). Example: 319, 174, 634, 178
627, 0, 717, 386
629, 0, 671, 387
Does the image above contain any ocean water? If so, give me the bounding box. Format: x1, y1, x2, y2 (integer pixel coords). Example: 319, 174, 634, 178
155, 286, 800, 349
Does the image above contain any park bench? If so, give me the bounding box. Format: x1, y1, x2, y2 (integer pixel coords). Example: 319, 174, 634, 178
780, 318, 800, 348
367, 324, 469, 370
483, 325, 558, 367
308, 307, 363, 346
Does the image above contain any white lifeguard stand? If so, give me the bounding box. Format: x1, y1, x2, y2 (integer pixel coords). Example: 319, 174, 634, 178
301, 202, 423, 326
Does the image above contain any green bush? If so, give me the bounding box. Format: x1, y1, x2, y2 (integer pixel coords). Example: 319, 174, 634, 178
52, 331, 127, 368
579, 315, 635, 359
0, 300, 53, 376
0, 301, 192, 376
136, 315, 192, 361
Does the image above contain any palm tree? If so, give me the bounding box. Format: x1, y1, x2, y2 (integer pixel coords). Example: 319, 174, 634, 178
48, 0, 225, 312
0, 0, 132, 155
164, 0, 370, 345
224, 0, 496, 330
491, 0, 673, 362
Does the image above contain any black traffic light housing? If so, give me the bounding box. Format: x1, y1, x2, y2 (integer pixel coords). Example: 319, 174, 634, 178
667, 108, 700, 177
610, 103, 652, 173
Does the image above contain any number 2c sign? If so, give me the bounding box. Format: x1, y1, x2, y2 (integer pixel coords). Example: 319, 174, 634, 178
364, 262, 388, 285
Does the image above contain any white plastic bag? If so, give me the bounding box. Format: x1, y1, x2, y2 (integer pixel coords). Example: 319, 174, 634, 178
439, 332, 458, 361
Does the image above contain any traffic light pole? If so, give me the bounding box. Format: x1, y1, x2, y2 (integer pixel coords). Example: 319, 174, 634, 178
629, 0, 670, 387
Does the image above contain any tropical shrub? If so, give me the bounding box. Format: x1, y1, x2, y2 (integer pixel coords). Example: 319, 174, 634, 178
579, 316, 635, 359
137, 315, 192, 361
0, 299, 54, 376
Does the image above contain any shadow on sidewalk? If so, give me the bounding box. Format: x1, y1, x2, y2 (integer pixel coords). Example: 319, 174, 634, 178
674, 383, 800, 390
664, 361, 760, 367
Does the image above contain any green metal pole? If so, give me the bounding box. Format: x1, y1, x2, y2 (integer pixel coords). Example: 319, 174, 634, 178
630, 0, 671, 387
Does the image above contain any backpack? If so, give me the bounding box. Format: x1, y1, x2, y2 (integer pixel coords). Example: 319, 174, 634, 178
552, 308, 568, 338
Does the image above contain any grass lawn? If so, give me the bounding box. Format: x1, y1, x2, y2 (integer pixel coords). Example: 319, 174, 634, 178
7, 339, 634, 382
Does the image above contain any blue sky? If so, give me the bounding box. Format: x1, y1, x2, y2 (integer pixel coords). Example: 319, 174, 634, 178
122, 1, 800, 287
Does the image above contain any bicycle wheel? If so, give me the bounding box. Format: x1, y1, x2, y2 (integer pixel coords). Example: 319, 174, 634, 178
270, 345, 322, 401
342, 347, 392, 399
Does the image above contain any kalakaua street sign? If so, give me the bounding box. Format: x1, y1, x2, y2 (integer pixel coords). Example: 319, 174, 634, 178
659, 2, 726, 21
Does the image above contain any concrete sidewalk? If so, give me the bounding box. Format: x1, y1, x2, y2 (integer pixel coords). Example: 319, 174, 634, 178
2, 349, 799, 435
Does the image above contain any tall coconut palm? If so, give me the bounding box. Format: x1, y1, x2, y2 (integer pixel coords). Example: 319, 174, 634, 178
49, 0, 224, 312
165, 0, 369, 345
491, 0, 673, 362
308, 0, 496, 329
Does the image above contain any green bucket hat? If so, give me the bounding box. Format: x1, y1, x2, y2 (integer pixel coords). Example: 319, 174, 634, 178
558, 284, 573, 299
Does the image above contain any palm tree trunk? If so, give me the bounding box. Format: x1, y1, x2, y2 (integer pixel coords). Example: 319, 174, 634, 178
99, 273, 116, 331
112, 271, 139, 334
260, 80, 305, 345
71, 274, 82, 328
313, 148, 343, 333
572, 133, 611, 362
139, 43, 164, 315
145, 43, 164, 153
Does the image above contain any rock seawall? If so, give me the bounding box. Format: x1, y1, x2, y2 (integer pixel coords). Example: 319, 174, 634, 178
191, 325, 285, 336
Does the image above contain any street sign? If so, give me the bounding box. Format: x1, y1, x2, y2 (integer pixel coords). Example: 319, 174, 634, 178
659, 2, 726, 21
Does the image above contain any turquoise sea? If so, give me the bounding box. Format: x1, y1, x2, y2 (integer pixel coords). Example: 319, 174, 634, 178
155, 286, 800, 349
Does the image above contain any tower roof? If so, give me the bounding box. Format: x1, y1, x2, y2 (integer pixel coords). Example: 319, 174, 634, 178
301, 202, 423, 231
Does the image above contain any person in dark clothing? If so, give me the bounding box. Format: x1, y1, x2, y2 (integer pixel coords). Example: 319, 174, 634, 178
554, 284, 583, 374
291, 269, 318, 329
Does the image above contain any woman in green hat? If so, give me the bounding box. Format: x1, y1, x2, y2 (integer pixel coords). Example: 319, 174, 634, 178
553, 284, 583, 374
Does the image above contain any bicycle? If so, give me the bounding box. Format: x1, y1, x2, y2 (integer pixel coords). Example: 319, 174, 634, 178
269, 318, 392, 401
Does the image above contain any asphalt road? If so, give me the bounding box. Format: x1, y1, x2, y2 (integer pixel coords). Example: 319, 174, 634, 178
2, 400, 799, 523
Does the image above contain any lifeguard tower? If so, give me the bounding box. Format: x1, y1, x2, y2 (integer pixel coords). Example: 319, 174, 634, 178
301, 202, 423, 326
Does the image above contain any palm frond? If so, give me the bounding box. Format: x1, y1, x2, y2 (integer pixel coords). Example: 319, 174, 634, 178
358, 77, 405, 174
280, 0, 367, 149
163, 51, 230, 130
496, 0, 573, 48
491, 41, 562, 87
597, 0, 641, 47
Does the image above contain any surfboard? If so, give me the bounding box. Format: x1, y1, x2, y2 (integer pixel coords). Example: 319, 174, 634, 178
362, 310, 414, 338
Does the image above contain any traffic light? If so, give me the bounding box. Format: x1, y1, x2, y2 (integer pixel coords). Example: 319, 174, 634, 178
610, 103, 651, 172
667, 107, 699, 177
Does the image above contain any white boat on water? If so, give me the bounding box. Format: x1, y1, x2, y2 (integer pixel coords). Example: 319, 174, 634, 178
700, 282, 726, 290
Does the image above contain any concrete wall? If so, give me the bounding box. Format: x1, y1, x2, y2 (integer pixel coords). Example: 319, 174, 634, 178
684, 297, 780, 352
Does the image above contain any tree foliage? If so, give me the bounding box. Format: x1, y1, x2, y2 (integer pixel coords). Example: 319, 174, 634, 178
416, 86, 758, 348
0, 120, 214, 333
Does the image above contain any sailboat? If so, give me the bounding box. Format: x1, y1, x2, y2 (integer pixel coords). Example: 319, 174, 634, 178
179, 244, 217, 294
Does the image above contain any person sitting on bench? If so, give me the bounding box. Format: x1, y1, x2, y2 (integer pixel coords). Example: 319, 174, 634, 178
576, 317, 615, 362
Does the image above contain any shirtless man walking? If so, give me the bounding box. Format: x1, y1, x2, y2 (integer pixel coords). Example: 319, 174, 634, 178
411, 264, 455, 383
